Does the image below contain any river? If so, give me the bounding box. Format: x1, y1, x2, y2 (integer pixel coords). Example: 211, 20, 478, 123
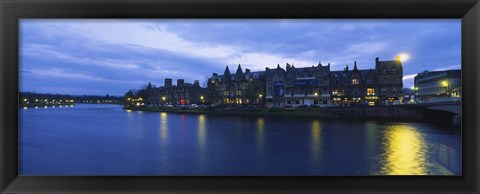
19, 104, 461, 175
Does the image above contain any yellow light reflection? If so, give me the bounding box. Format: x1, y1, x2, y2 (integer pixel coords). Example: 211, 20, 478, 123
381, 125, 427, 175
198, 114, 206, 147
257, 118, 265, 153
160, 112, 168, 143
310, 120, 322, 163
23, 107, 27, 110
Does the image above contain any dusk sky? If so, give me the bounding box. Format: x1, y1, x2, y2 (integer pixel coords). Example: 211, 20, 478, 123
20, 19, 460, 96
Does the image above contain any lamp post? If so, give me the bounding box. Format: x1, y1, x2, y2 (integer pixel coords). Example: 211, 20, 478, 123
442, 81, 449, 96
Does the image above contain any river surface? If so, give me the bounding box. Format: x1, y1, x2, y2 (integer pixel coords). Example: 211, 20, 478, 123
19, 104, 461, 175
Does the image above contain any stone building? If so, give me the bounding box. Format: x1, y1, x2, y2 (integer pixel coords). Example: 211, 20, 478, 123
148, 78, 206, 106
262, 57, 403, 107
208, 64, 265, 105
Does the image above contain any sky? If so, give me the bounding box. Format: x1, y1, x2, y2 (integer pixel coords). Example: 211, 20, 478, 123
20, 19, 461, 96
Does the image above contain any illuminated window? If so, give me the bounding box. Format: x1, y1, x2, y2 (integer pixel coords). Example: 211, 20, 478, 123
224, 91, 229, 96
352, 79, 359, 85
236, 90, 242, 95
367, 88, 375, 95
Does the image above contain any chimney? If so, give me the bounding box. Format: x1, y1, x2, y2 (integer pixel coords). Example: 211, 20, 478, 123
245, 69, 250, 74
213, 73, 218, 77
286, 63, 291, 69
177, 79, 184, 87
265, 67, 270, 71
165, 78, 172, 87
194, 80, 200, 86
375, 57, 379, 62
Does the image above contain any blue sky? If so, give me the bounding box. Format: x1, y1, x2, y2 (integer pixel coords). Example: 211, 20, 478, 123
20, 19, 460, 96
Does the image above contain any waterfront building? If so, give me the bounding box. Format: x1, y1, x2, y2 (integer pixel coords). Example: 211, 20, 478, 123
208, 64, 265, 105
414, 69, 461, 103
207, 57, 403, 107
148, 78, 206, 105
264, 57, 403, 107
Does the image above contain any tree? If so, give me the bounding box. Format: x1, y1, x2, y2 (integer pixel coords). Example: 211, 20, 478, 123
244, 80, 266, 104
123, 90, 135, 106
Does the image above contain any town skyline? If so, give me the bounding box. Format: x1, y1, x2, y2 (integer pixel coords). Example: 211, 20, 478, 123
20, 19, 460, 96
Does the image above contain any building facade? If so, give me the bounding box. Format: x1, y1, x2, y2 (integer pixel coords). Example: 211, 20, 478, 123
264, 57, 403, 107
208, 57, 404, 107
208, 64, 265, 105
147, 78, 206, 106
414, 70, 461, 103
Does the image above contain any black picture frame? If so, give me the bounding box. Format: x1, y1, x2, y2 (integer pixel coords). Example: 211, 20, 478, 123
1, 0, 479, 193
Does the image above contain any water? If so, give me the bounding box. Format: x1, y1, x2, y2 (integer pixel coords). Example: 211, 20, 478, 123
19, 104, 461, 175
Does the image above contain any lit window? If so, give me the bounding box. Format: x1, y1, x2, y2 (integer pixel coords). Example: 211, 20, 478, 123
352, 79, 359, 85
367, 88, 375, 95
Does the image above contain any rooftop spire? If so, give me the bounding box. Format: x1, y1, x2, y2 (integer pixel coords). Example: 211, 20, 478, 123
235, 64, 243, 75
223, 65, 231, 75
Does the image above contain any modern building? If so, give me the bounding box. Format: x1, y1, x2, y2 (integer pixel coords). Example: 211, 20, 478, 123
414, 70, 461, 103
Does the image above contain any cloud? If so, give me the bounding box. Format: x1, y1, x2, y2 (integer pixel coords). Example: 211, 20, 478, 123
20, 19, 461, 95
403, 74, 417, 80
22, 44, 140, 69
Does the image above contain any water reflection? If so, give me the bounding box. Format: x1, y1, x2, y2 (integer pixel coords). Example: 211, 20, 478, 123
256, 118, 265, 154
381, 125, 427, 175
310, 120, 322, 164
160, 112, 168, 144
198, 114, 206, 150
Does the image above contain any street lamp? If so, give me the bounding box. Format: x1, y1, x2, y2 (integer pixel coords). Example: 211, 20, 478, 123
442, 81, 449, 96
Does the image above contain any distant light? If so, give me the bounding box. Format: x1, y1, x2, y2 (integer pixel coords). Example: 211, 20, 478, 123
24, 98, 28, 102
410, 86, 415, 90
397, 53, 410, 62
314, 92, 318, 96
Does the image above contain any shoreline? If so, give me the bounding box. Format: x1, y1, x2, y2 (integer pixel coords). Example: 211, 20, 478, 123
123, 105, 455, 125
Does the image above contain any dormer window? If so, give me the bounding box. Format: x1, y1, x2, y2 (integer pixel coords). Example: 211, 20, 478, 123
383, 69, 387, 74
392, 69, 396, 74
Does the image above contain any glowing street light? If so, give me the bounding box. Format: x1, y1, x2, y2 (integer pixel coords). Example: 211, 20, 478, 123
23, 98, 27, 102
259, 94, 263, 98
162, 96, 166, 101
397, 53, 410, 62
314, 92, 318, 96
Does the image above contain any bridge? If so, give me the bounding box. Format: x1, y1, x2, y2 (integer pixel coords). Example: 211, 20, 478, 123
399, 101, 461, 115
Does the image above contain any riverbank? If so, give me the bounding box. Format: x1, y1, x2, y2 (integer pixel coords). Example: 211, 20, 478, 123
124, 105, 456, 124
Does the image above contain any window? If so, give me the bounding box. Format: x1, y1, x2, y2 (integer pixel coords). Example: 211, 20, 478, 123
383, 69, 387, 74
367, 88, 375, 95
236, 90, 242, 95
352, 79, 359, 85
224, 91, 229, 96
